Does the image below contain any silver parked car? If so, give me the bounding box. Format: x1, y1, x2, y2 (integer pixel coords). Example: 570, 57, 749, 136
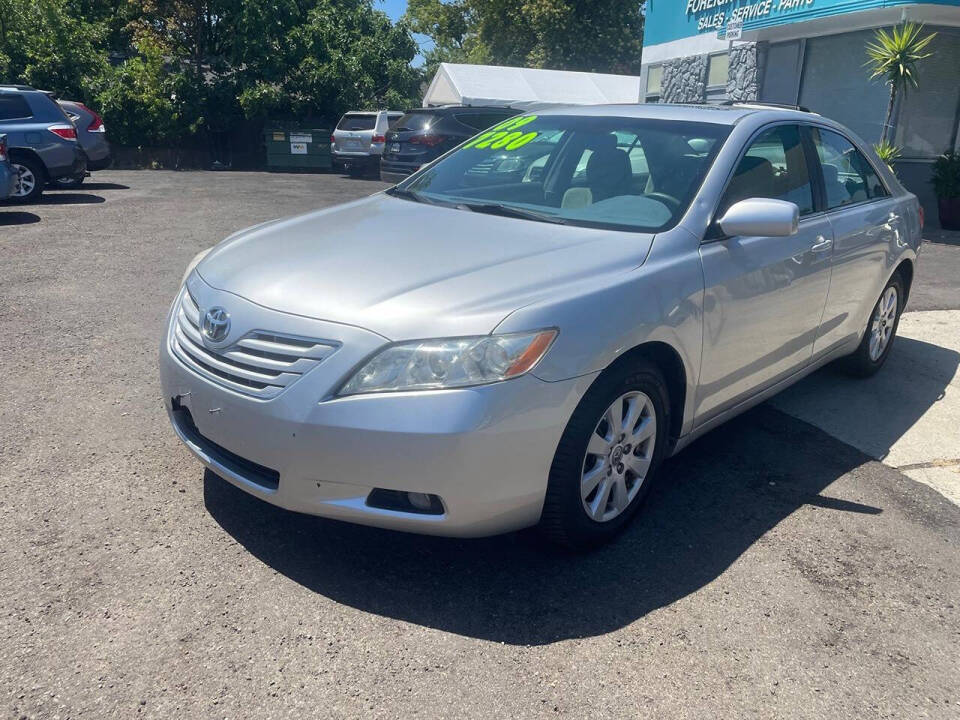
161, 104, 921, 548
331, 110, 403, 176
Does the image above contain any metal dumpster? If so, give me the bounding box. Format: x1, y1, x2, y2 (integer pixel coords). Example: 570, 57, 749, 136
264, 126, 332, 172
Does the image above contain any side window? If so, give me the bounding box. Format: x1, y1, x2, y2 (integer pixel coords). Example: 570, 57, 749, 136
811, 127, 888, 209
720, 125, 814, 216
0, 95, 33, 120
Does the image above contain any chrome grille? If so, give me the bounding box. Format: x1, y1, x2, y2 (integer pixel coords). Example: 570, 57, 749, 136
171, 289, 339, 399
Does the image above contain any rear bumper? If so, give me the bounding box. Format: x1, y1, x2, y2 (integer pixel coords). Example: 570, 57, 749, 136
379, 159, 423, 184
47, 145, 87, 179
0, 165, 17, 199
88, 151, 112, 171
332, 152, 380, 170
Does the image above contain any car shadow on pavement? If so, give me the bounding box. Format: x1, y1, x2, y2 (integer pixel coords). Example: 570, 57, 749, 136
38, 193, 106, 205
73, 182, 130, 191
773, 336, 960, 462
0, 211, 41, 225
204, 402, 933, 645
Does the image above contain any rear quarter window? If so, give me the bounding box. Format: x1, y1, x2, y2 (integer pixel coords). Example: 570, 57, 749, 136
0, 95, 33, 121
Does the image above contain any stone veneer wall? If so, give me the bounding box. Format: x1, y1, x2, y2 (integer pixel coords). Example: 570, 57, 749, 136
660, 54, 708, 103
726, 42, 767, 102
651, 43, 767, 104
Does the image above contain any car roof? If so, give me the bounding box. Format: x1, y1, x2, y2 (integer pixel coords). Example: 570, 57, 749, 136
526, 102, 821, 126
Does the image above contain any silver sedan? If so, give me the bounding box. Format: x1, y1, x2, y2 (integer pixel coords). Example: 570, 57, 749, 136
160, 103, 921, 548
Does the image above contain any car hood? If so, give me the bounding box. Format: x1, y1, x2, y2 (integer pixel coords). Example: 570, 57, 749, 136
197, 194, 654, 340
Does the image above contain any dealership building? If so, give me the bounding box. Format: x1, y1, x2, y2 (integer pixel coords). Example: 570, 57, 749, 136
640, 0, 960, 225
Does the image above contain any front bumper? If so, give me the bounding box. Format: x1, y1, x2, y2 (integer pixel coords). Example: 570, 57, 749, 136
160, 277, 594, 537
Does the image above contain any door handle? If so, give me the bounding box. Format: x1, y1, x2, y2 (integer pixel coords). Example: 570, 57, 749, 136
810, 236, 833, 253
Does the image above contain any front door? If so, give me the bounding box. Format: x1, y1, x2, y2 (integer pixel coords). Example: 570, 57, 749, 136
696, 124, 834, 424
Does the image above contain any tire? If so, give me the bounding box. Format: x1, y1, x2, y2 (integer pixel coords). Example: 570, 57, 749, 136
838, 273, 905, 378
539, 359, 671, 550
9, 157, 45, 203
50, 173, 85, 189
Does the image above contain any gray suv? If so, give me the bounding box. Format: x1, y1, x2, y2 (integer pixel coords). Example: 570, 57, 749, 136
161, 104, 921, 548
0, 85, 86, 203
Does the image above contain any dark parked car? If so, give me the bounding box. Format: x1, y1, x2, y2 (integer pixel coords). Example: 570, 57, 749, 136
380, 105, 520, 184
0, 85, 86, 203
0, 134, 19, 200
54, 100, 110, 187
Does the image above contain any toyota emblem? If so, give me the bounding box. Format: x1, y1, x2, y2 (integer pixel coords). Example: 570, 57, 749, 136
201, 306, 231, 343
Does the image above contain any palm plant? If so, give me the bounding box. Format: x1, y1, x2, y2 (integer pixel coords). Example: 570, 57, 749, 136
865, 22, 936, 143
873, 140, 902, 173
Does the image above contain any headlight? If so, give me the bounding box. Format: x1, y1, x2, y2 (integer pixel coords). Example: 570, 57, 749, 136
338, 329, 557, 396
181, 248, 212, 285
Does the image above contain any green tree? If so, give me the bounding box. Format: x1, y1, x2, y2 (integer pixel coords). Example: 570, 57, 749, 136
0, 0, 107, 97
92, 32, 191, 146
406, 0, 644, 76
238, 0, 422, 121
865, 22, 936, 144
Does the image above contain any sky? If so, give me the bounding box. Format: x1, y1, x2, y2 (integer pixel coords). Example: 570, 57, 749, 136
376, 0, 433, 66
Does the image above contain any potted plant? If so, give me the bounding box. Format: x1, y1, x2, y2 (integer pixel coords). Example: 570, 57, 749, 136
932, 151, 960, 230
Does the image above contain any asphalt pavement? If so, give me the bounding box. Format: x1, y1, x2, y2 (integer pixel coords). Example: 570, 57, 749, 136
1, 171, 959, 719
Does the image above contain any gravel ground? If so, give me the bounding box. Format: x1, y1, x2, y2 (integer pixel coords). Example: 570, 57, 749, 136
1, 171, 959, 719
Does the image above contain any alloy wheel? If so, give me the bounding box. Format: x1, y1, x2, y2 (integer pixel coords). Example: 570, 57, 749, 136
580, 390, 657, 522
13, 163, 35, 198
869, 286, 898, 361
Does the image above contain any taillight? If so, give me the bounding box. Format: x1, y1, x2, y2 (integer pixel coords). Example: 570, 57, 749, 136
330, 134, 335, 144
48, 124, 77, 141
409, 134, 447, 147
81, 105, 105, 133
372, 135, 386, 143
0, 138, 6, 161
918, 204, 925, 230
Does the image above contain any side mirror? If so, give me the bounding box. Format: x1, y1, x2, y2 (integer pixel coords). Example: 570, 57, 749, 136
717, 198, 799, 238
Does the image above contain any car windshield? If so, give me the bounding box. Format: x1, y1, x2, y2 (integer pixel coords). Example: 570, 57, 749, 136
337, 114, 376, 131
394, 114, 731, 232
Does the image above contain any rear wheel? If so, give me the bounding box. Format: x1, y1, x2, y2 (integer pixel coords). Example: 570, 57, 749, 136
540, 359, 670, 550
839, 273, 904, 377
50, 173, 85, 189
9, 157, 45, 203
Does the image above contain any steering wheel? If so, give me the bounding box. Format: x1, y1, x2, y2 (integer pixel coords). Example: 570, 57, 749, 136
643, 192, 682, 214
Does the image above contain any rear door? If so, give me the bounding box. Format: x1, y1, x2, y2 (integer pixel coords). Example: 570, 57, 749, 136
696, 124, 835, 423
807, 126, 902, 355
333, 113, 377, 154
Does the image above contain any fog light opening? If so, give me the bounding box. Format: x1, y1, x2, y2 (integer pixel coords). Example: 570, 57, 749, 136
366, 488, 445, 515
407, 492, 434, 511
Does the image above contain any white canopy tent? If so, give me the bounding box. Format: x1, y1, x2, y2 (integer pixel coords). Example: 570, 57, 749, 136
422, 63, 643, 108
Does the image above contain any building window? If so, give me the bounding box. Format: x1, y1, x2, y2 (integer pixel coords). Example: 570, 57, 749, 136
894, 28, 960, 159
705, 52, 729, 103
646, 65, 662, 103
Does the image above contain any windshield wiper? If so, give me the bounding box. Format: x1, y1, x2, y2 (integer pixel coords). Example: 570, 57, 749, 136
457, 201, 569, 225
386, 187, 435, 205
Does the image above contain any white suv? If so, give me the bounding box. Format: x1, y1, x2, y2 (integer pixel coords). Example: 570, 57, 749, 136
331, 110, 403, 176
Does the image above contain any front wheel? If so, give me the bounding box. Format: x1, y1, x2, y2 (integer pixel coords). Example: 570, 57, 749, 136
839, 273, 904, 377
539, 360, 670, 549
